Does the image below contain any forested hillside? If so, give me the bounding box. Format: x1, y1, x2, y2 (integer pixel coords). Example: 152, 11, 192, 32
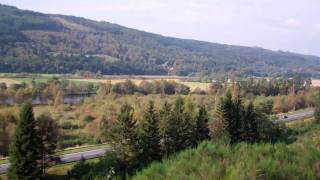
1, 4, 320, 77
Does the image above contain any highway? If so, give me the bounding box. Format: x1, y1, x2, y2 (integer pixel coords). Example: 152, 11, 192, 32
0, 148, 110, 174
275, 110, 314, 124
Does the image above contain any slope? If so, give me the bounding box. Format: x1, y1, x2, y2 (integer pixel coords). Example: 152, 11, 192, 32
0, 4, 320, 77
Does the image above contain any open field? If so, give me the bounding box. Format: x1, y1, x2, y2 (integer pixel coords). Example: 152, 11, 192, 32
70, 78, 210, 91
0, 73, 211, 91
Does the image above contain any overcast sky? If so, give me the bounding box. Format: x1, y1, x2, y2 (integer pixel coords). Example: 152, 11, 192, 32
1, 0, 320, 56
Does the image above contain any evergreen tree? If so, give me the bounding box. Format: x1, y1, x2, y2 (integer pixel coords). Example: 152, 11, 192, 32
8, 103, 41, 180
182, 100, 197, 148
138, 101, 162, 166
215, 91, 235, 143
108, 104, 138, 171
159, 101, 172, 155
195, 104, 210, 143
215, 90, 243, 144
163, 97, 185, 155
231, 90, 243, 143
242, 101, 259, 142
314, 92, 320, 123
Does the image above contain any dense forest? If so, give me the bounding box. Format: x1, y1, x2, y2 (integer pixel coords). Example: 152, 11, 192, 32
1, 4, 320, 77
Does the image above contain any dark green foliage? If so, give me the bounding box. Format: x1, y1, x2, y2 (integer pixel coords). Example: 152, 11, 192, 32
8, 103, 41, 180
68, 153, 124, 179
138, 101, 162, 165
163, 97, 196, 155
108, 104, 139, 171
195, 105, 210, 143
35, 113, 59, 175
0, 5, 320, 76
216, 91, 270, 143
242, 102, 259, 142
182, 101, 197, 148
216, 91, 238, 143
163, 97, 184, 155
314, 91, 320, 123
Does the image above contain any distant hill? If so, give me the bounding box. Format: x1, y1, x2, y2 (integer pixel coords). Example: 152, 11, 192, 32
0, 4, 320, 77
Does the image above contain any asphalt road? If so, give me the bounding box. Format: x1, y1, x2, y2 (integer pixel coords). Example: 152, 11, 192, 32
275, 110, 314, 123
0, 148, 110, 174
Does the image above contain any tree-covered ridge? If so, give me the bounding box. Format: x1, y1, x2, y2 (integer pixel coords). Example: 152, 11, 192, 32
1, 4, 320, 76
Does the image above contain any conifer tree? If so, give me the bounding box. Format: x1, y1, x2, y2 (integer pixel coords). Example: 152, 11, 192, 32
195, 104, 210, 143
215, 91, 235, 143
163, 97, 185, 155
159, 101, 172, 155
216, 90, 243, 143
8, 103, 41, 180
138, 101, 162, 165
314, 92, 320, 123
182, 100, 197, 148
108, 104, 138, 170
242, 101, 259, 142
231, 90, 243, 143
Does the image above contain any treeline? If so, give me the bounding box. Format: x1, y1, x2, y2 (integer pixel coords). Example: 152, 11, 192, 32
0, 78, 193, 105
97, 80, 190, 95
0, 77, 97, 105
68, 92, 288, 179
0, 55, 167, 75
209, 77, 312, 97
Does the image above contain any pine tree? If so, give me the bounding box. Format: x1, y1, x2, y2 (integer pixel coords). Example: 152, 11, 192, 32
215, 90, 243, 144
215, 91, 234, 143
314, 91, 320, 123
163, 97, 185, 155
231, 90, 243, 143
159, 101, 172, 155
108, 104, 138, 170
182, 100, 197, 148
195, 104, 210, 143
138, 101, 162, 166
242, 101, 259, 142
8, 103, 41, 180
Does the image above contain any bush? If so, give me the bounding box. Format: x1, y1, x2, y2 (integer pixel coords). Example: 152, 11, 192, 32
68, 153, 122, 179
133, 140, 320, 180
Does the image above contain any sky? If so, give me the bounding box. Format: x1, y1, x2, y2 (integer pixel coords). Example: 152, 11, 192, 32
1, 0, 320, 56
